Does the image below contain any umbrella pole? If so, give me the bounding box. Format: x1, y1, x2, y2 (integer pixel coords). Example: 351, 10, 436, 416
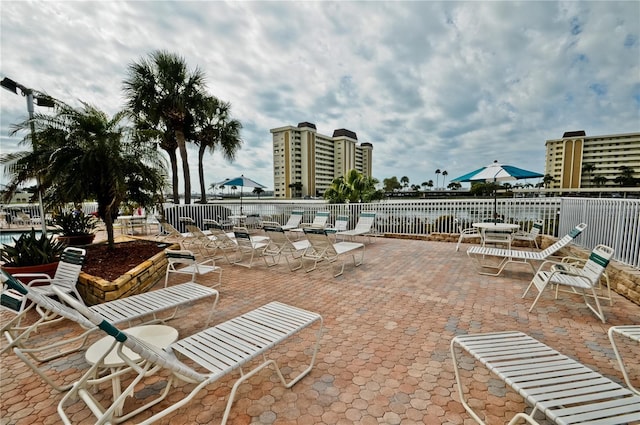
240, 187, 243, 215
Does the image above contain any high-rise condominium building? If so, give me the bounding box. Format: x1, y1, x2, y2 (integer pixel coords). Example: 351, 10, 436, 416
270, 122, 373, 199
545, 131, 640, 189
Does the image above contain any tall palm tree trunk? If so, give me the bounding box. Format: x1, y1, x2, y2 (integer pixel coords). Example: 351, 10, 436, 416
198, 143, 208, 204
166, 149, 180, 204
176, 129, 191, 204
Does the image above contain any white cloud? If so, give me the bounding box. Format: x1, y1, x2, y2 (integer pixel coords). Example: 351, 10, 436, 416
1, 0, 638, 194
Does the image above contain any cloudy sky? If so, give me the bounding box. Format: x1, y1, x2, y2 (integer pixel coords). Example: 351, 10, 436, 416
1, 1, 638, 194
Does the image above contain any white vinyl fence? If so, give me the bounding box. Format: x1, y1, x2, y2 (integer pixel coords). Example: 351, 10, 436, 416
6, 196, 639, 269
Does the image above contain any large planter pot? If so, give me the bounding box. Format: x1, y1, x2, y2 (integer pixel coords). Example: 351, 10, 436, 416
57, 234, 96, 246
2, 261, 60, 285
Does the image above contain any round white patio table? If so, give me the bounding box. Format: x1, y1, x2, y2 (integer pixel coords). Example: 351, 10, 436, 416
472, 222, 520, 248
472, 222, 520, 232
85, 324, 178, 416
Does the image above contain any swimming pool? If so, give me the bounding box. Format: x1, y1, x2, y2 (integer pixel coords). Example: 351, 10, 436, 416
0, 231, 42, 246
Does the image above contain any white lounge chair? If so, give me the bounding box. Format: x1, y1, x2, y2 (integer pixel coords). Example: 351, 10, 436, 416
467, 223, 587, 276
522, 244, 614, 322
184, 224, 218, 255
1, 269, 219, 392
262, 222, 310, 270
164, 249, 222, 288
290, 211, 330, 236
608, 325, 640, 396
54, 287, 323, 425
11, 246, 87, 312
455, 218, 480, 252
302, 228, 365, 277
280, 210, 304, 231
336, 211, 377, 243
451, 331, 640, 425
512, 219, 543, 249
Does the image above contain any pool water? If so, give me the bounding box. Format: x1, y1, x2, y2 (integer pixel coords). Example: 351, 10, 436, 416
0, 231, 42, 246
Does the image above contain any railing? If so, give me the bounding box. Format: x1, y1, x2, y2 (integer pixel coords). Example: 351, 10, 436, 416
5, 197, 639, 269
559, 198, 640, 269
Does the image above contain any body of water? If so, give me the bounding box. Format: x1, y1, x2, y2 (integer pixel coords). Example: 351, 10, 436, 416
0, 231, 42, 246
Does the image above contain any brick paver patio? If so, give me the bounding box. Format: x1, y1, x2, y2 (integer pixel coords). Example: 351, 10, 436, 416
2, 236, 639, 424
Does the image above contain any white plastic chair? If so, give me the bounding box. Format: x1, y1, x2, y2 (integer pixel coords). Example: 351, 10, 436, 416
336, 211, 377, 243
12, 247, 87, 312
522, 244, 614, 322
262, 222, 310, 270
164, 249, 222, 288
512, 219, 543, 249
454, 219, 480, 252
280, 210, 304, 231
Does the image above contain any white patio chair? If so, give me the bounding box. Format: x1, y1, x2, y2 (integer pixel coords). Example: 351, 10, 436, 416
262, 222, 310, 271
53, 286, 323, 425
302, 228, 365, 277
11, 246, 87, 312
231, 227, 268, 268
336, 211, 377, 243
325, 214, 350, 240
512, 219, 543, 249
280, 210, 304, 231
522, 244, 614, 322
289, 211, 329, 238
454, 218, 480, 252
164, 249, 222, 288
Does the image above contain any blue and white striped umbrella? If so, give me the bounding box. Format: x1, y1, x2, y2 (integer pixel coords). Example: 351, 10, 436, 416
452, 160, 544, 183
217, 175, 266, 214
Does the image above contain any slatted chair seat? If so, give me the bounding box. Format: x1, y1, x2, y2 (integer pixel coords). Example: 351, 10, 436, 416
467, 223, 587, 276
451, 331, 640, 425
53, 288, 323, 425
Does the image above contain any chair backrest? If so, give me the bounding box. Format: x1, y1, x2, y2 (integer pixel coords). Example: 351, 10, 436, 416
159, 219, 182, 237
262, 224, 292, 251
233, 228, 254, 248
354, 211, 376, 232
206, 223, 237, 249
529, 220, 543, 237
284, 210, 304, 227
54, 247, 86, 282
185, 224, 207, 239
179, 217, 195, 224
303, 228, 336, 257
311, 211, 330, 227
539, 223, 587, 257
333, 215, 350, 231
580, 244, 614, 285
165, 249, 196, 266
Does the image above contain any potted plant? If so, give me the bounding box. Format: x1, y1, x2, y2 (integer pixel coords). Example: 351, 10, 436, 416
1, 228, 67, 280
53, 209, 98, 246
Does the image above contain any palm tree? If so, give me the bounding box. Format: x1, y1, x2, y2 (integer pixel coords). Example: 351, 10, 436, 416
324, 169, 382, 203
124, 50, 208, 204
582, 163, 596, 187
435, 169, 441, 189
593, 175, 607, 187
543, 174, 555, 189
3, 97, 165, 249
442, 170, 448, 189
253, 187, 264, 198
192, 97, 243, 203
400, 176, 409, 188
427, 180, 434, 190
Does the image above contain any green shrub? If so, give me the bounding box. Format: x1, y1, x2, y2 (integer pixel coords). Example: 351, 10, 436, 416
0, 228, 66, 266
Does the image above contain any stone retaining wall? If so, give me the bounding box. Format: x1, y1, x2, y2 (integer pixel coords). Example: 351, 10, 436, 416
384, 232, 640, 307
77, 242, 180, 306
